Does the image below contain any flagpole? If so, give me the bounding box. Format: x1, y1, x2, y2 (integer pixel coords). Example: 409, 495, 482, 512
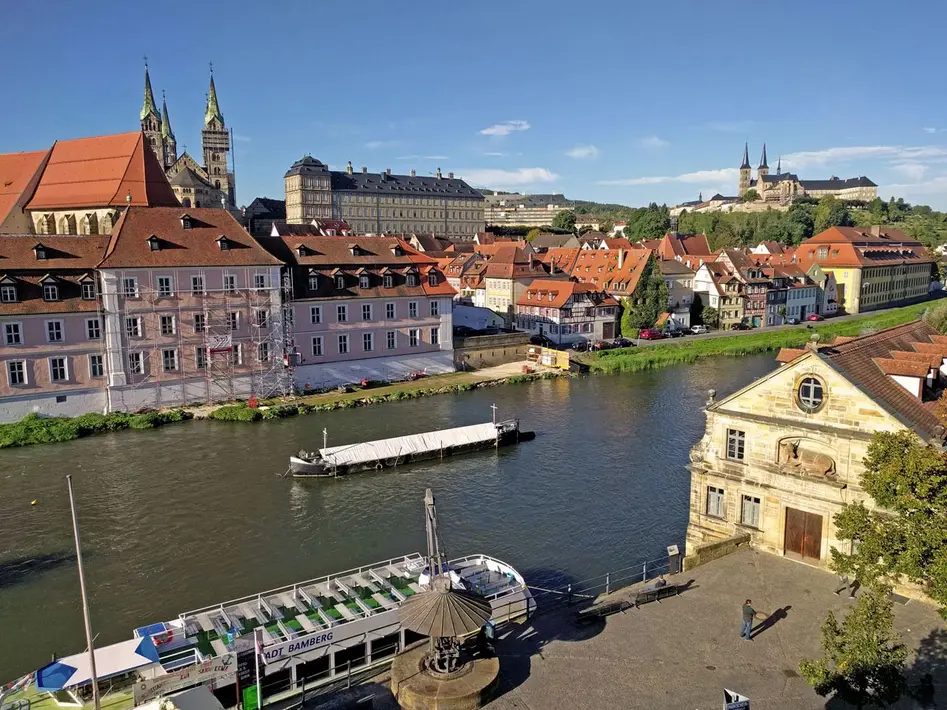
254, 628, 263, 710
67, 475, 100, 710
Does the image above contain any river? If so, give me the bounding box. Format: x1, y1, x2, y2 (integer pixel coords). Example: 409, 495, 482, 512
0, 353, 777, 680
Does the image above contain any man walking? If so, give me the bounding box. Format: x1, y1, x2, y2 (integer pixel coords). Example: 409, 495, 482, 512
741, 599, 760, 641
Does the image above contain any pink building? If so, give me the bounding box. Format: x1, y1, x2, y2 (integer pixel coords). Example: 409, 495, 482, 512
0, 236, 110, 418
259, 235, 455, 389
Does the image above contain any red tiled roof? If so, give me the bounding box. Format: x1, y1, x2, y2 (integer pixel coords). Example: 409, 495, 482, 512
796, 226, 933, 268
775, 347, 807, 364
890, 351, 942, 368
0, 150, 49, 226
516, 278, 618, 309
930, 335, 947, 345
661, 233, 712, 260
910, 342, 947, 356
100, 207, 281, 268
873, 358, 930, 377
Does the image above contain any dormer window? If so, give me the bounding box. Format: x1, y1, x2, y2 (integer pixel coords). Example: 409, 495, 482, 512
548, 292, 554, 302
349, 244, 361, 257
81, 281, 97, 300
359, 275, 370, 289
43, 283, 59, 301
428, 273, 438, 287
217, 236, 230, 251
147, 236, 161, 251
308, 275, 319, 291
33, 244, 47, 260
0, 283, 16, 303
407, 274, 418, 287
335, 275, 345, 290
384, 274, 394, 289
392, 245, 404, 257
527, 292, 533, 300
296, 245, 307, 257
180, 214, 193, 230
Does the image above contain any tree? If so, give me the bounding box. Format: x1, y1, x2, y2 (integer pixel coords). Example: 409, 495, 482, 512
625, 203, 670, 240
701, 306, 719, 328
525, 228, 542, 242
814, 196, 854, 233
741, 189, 760, 203
690, 293, 704, 325
831, 431, 947, 614
800, 584, 907, 709
620, 257, 669, 331
599, 219, 614, 234
552, 209, 576, 233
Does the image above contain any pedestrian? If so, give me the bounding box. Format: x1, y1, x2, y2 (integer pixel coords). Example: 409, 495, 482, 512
741, 599, 761, 641
833, 574, 860, 598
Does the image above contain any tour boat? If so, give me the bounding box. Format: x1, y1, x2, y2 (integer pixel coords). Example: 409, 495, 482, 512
289, 419, 535, 477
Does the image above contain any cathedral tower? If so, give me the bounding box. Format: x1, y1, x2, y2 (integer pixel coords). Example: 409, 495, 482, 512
757, 143, 769, 182
160, 91, 177, 170
201, 67, 234, 207
140, 62, 166, 168
738, 142, 751, 197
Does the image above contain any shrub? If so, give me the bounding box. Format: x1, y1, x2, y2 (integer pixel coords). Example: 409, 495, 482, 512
262, 404, 300, 420
923, 302, 947, 334
209, 405, 262, 422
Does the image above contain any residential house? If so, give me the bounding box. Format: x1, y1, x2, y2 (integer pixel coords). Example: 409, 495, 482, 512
804, 262, 840, 316
694, 263, 744, 329
657, 232, 714, 262
659, 259, 696, 329
259, 236, 455, 390
686, 320, 945, 570
443, 253, 487, 306
716, 249, 769, 327
751, 241, 790, 256
764, 266, 819, 325
528, 233, 580, 252
484, 246, 550, 326
514, 280, 619, 346
575, 215, 602, 231
243, 197, 287, 236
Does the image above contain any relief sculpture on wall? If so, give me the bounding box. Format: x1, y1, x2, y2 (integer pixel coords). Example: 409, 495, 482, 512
778, 438, 837, 479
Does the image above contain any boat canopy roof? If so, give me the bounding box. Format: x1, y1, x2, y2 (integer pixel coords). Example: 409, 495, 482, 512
35, 637, 159, 691
320, 422, 501, 467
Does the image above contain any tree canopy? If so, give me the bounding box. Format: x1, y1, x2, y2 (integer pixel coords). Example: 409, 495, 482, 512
741, 189, 759, 203
552, 209, 576, 232
623, 203, 671, 241
620, 257, 669, 332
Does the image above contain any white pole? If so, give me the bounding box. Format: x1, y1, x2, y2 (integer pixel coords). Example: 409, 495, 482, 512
67, 475, 100, 710
323, 428, 327, 450
255, 628, 263, 710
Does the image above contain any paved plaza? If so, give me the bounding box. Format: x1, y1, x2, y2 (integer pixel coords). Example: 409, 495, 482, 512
480, 548, 946, 710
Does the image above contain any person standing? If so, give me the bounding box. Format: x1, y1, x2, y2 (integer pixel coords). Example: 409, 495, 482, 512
741, 599, 759, 641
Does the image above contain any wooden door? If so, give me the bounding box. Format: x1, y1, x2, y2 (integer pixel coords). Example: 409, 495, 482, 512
602, 321, 615, 340
784, 508, 823, 562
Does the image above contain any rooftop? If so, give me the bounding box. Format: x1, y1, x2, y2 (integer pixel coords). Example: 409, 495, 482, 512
285, 158, 482, 199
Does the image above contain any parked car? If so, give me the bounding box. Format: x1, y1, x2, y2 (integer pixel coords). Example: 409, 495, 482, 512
530, 334, 554, 347
807, 313, 825, 322
690, 325, 708, 335
664, 329, 685, 338
786, 317, 800, 325
612, 337, 635, 348
590, 340, 612, 351
638, 328, 665, 340
570, 341, 589, 352
730, 322, 751, 331
453, 325, 477, 337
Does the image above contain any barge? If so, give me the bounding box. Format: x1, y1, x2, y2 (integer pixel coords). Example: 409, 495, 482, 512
289, 419, 535, 477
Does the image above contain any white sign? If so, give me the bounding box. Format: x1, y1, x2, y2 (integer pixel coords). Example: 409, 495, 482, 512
261, 630, 334, 664
133, 654, 236, 704
208, 335, 232, 353
723, 689, 750, 710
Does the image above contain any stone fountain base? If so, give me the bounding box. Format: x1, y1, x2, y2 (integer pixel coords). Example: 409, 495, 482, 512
390, 642, 500, 710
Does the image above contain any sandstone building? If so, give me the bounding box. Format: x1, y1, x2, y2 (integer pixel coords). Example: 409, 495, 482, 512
738, 144, 877, 202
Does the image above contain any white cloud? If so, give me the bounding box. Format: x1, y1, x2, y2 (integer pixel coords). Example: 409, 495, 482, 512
891, 163, 928, 181
598, 168, 738, 187
479, 120, 530, 136
424, 155, 448, 160
640, 136, 669, 149
457, 167, 558, 188
566, 144, 599, 159
482, 151, 507, 157
923, 127, 938, 134
364, 140, 399, 150
781, 145, 947, 171
232, 133, 251, 143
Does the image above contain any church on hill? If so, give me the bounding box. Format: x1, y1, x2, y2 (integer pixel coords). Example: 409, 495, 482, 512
738, 143, 877, 203
139, 63, 237, 211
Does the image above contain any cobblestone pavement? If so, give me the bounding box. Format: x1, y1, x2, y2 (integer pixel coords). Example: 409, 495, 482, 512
480, 548, 945, 710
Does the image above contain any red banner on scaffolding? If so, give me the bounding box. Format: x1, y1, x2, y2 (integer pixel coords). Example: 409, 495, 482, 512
208, 335, 233, 353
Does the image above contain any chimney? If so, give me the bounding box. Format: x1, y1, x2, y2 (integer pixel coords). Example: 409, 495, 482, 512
618, 249, 624, 269
871, 225, 882, 237
410, 169, 416, 177
361, 166, 367, 174
448, 172, 454, 179
385, 168, 391, 176
436, 167, 442, 179
346, 160, 353, 175
380, 170, 386, 183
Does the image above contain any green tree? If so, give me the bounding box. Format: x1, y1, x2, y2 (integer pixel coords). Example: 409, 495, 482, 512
690, 293, 704, 325
625, 203, 670, 240
552, 209, 576, 232
831, 431, 947, 613
741, 188, 759, 203
525, 228, 542, 242
620, 257, 669, 331
599, 219, 614, 234
701, 306, 719, 328
814, 196, 854, 233
800, 584, 906, 709
786, 202, 815, 244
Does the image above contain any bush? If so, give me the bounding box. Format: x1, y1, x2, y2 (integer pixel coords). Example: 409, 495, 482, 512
262, 404, 300, 420
923, 302, 947, 334
208, 405, 262, 422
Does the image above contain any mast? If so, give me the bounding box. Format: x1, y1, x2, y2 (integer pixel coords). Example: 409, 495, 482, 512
67, 475, 100, 710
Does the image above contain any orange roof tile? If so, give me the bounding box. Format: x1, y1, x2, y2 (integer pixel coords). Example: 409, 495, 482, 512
516, 278, 618, 309
930, 335, 947, 345
0, 150, 49, 226
874, 357, 930, 378
890, 351, 942, 368
775, 347, 807, 364
911, 342, 947, 356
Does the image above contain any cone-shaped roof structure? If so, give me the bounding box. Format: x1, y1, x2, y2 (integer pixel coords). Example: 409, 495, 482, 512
141, 65, 158, 121
740, 142, 751, 170
759, 143, 769, 169
161, 91, 174, 140
398, 575, 492, 638
205, 73, 224, 126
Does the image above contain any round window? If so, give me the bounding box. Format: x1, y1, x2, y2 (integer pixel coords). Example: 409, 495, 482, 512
797, 377, 825, 413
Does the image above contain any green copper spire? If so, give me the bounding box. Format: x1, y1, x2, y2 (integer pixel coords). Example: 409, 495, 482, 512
140, 63, 158, 121
161, 90, 174, 140
204, 68, 224, 126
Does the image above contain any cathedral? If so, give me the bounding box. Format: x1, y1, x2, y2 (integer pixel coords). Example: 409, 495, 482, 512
139, 63, 237, 211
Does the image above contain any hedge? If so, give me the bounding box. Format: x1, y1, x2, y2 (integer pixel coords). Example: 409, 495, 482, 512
0, 409, 193, 449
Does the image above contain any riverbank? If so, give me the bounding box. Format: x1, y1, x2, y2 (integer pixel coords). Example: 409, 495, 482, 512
585, 301, 932, 374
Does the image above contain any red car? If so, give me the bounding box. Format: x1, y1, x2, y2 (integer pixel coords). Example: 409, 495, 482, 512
807, 313, 824, 322
639, 328, 666, 340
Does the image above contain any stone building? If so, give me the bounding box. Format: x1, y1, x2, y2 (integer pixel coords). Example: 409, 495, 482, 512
284, 159, 484, 239
483, 193, 573, 228
686, 321, 946, 569
738, 143, 877, 202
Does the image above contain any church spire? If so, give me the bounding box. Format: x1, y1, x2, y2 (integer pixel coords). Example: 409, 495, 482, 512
740, 142, 751, 169
140, 61, 158, 121
759, 143, 769, 169
776, 156, 781, 175
205, 65, 224, 126
161, 90, 174, 140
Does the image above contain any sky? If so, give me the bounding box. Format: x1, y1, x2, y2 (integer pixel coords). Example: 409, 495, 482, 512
3, 1, 947, 209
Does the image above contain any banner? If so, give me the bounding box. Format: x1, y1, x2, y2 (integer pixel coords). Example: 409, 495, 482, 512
235, 635, 258, 710
133, 655, 236, 704
209, 335, 233, 353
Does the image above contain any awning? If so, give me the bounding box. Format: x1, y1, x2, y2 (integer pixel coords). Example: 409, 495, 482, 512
35, 637, 160, 691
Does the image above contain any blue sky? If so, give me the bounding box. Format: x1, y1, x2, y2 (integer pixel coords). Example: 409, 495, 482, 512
3, 1, 947, 208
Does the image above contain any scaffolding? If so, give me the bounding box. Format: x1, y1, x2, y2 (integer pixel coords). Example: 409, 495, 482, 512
104, 268, 293, 412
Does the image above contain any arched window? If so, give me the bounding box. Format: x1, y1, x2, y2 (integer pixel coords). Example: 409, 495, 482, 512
79, 213, 99, 235
36, 213, 54, 234
215, 180, 220, 189
182, 198, 191, 208
59, 215, 77, 235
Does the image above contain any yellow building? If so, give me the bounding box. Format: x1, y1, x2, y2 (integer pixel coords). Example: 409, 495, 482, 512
738, 144, 877, 202
797, 226, 934, 314
483, 246, 549, 326
686, 321, 947, 569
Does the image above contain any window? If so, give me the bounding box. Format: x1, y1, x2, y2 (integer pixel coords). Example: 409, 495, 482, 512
706, 486, 725, 519
123, 277, 139, 297
128, 352, 144, 374
162, 349, 178, 372
387, 331, 396, 350
7, 360, 26, 385
407, 274, 418, 287
797, 377, 825, 413
77, 280, 97, 300
255, 310, 268, 327
125, 317, 141, 337
430, 300, 439, 317
741, 495, 761, 528
312, 336, 323, 356
359, 275, 370, 289
310, 306, 322, 324
430, 327, 439, 345
4, 322, 22, 345
43, 283, 59, 301
89, 354, 104, 378
46, 320, 63, 342
258, 342, 270, 362
224, 274, 236, 293
409, 301, 418, 318
363, 332, 374, 351
409, 328, 419, 347
335, 275, 345, 289
338, 334, 349, 354
254, 274, 267, 290
308, 275, 319, 291
383, 274, 394, 289
428, 273, 438, 287
157, 276, 173, 297
191, 275, 205, 295
49, 357, 67, 382
160, 315, 175, 336
726, 429, 746, 461
194, 313, 205, 333
362, 304, 372, 321
196, 347, 207, 370
386, 303, 395, 319
228, 312, 238, 330
0, 285, 16, 303
86, 318, 101, 340
337, 304, 348, 322
232, 344, 242, 365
